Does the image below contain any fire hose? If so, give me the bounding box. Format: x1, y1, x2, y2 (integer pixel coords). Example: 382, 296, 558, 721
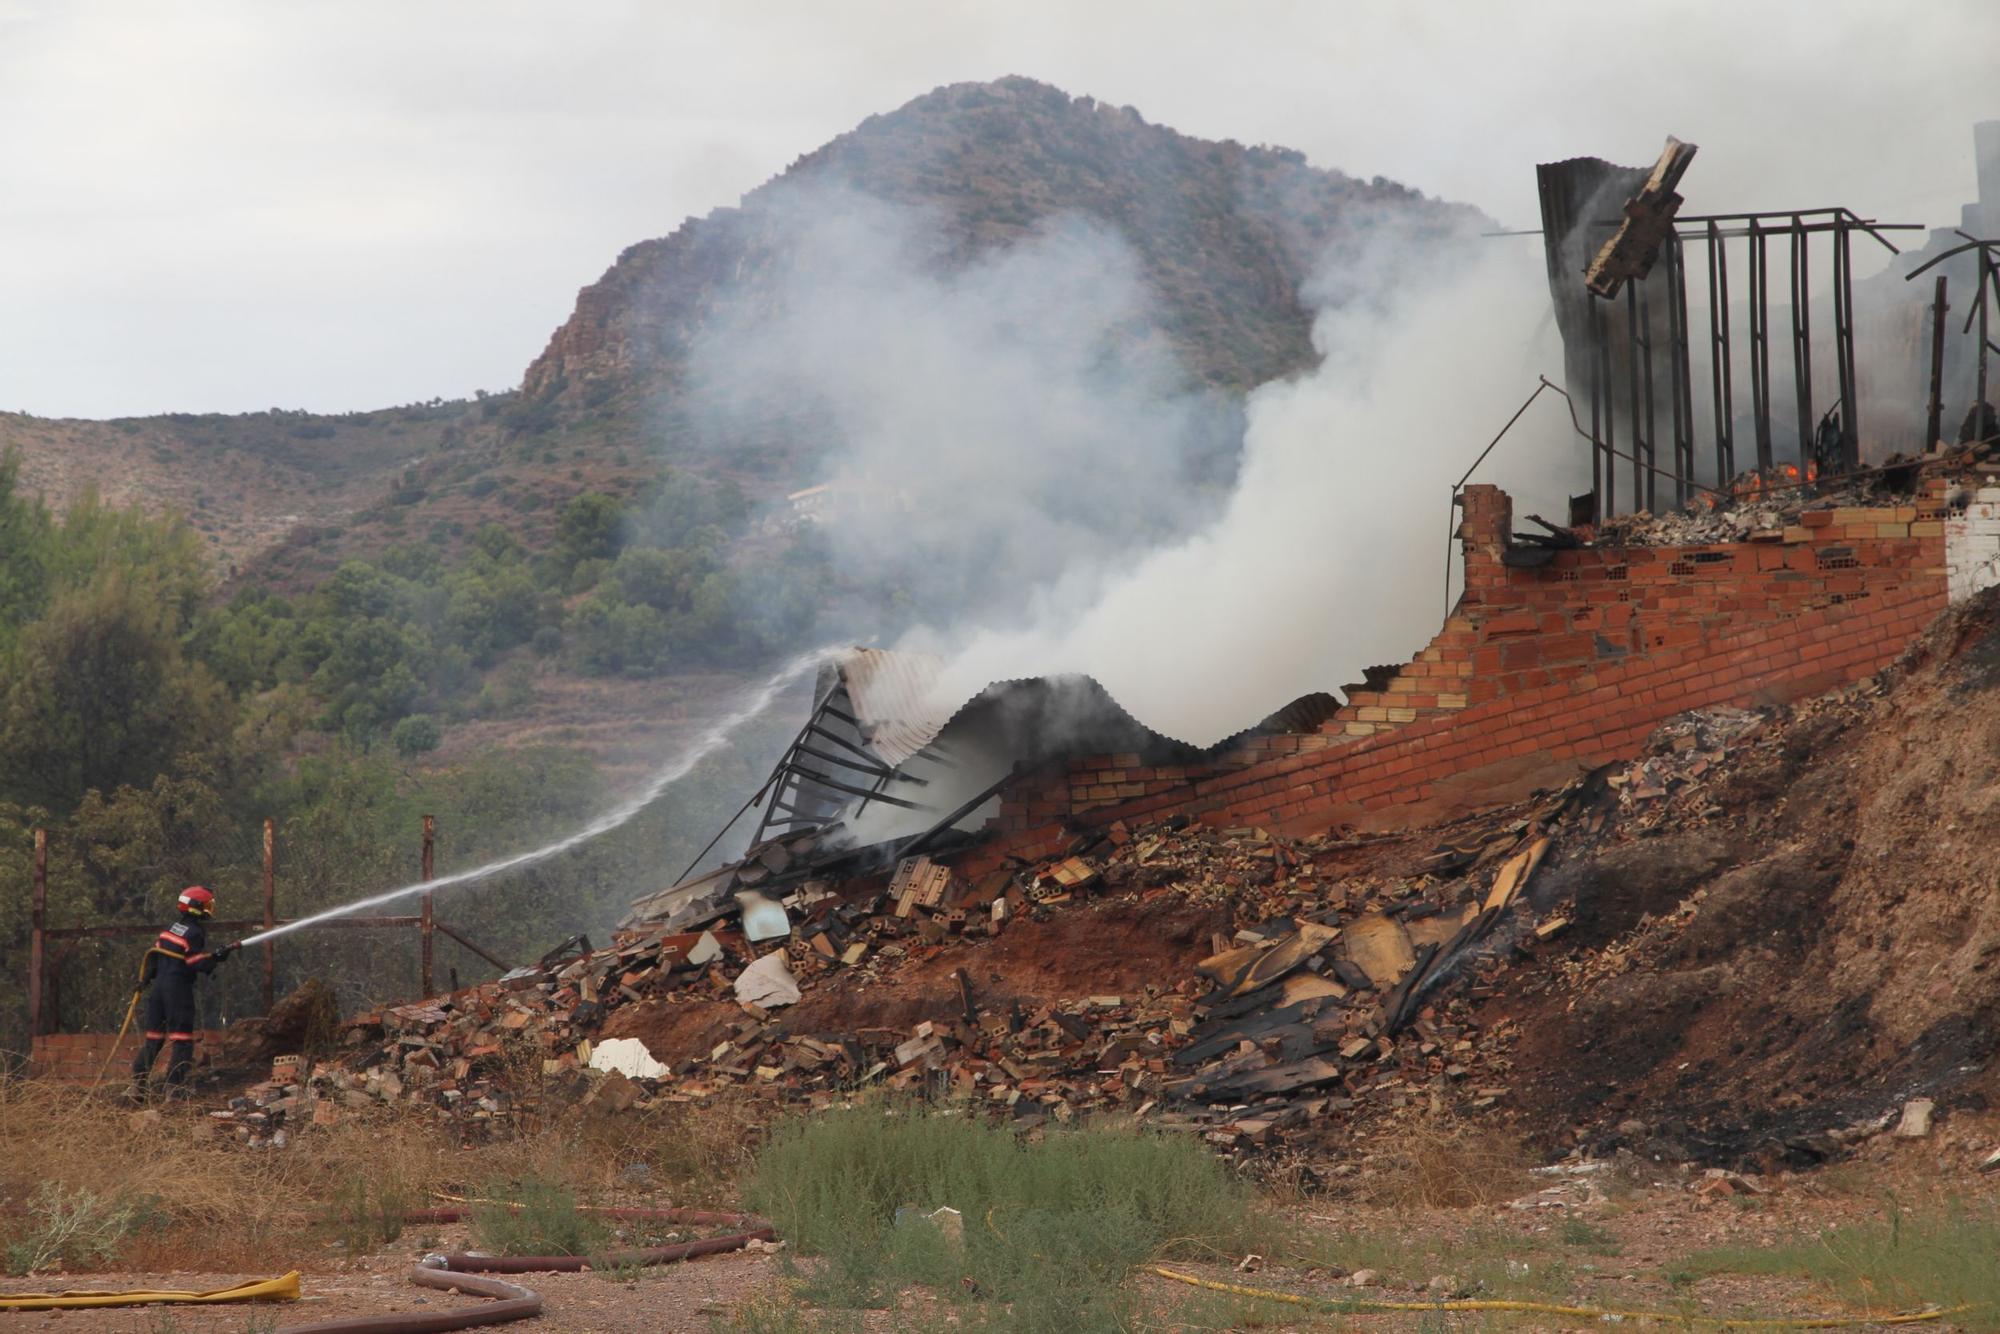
1148, 1266, 1972, 1328
0, 1273, 301, 1311
93, 946, 178, 1087
269, 1205, 774, 1333
0, 1206, 771, 1328
276, 1269, 541, 1334
403, 1205, 776, 1275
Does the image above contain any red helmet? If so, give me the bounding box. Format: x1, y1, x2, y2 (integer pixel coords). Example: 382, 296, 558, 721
177, 886, 215, 917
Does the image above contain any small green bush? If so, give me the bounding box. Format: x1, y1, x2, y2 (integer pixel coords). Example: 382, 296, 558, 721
745, 1103, 1259, 1332
3, 1183, 140, 1275
470, 1178, 608, 1258
320, 1173, 408, 1254
1560, 1215, 1622, 1254
1678, 1204, 2000, 1328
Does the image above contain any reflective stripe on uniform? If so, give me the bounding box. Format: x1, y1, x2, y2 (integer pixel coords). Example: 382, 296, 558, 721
156, 931, 188, 952
144, 1031, 166, 1040
166, 1032, 194, 1041
185, 954, 209, 966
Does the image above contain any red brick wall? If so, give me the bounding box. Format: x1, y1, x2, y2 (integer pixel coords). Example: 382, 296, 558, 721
29, 1030, 224, 1085
956, 481, 1949, 871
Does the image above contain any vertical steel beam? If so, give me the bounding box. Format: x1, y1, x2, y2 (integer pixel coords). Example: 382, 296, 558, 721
1594, 297, 1617, 518
1981, 249, 1993, 429
1588, 332, 1604, 513
420, 814, 435, 998
1639, 278, 1658, 511
1627, 282, 1646, 513
28, 828, 46, 1038
1666, 234, 1696, 504
1749, 220, 1774, 473
262, 818, 276, 1015
1927, 275, 1950, 449
1790, 215, 1814, 464
1832, 214, 1859, 469
1707, 220, 1736, 482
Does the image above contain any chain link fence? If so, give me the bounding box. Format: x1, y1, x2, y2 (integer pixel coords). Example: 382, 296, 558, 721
10, 814, 520, 1060
0, 690, 802, 1069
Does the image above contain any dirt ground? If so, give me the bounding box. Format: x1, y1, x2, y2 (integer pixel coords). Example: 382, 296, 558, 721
1494, 600, 2000, 1169
11, 1138, 1998, 1332
0, 1214, 784, 1333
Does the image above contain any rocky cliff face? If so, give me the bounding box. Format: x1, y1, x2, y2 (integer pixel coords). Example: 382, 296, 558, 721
0, 404, 480, 570
523, 76, 1480, 404
7, 77, 1478, 582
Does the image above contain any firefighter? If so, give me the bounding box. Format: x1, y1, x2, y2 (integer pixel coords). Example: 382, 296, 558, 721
129, 886, 235, 1098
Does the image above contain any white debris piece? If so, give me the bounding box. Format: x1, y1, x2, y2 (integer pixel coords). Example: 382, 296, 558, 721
589, 1037, 670, 1080
734, 950, 802, 1009
736, 892, 792, 942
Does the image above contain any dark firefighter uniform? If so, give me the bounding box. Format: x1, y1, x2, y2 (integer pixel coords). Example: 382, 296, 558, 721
131, 887, 233, 1093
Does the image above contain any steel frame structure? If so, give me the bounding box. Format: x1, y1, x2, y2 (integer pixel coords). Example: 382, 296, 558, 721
1580, 208, 1919, 517
1906, 232, 2000, 445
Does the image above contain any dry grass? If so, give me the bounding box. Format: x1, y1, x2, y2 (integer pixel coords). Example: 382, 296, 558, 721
1345, 1117, 1534, 1209
0, 1076, 768, 1274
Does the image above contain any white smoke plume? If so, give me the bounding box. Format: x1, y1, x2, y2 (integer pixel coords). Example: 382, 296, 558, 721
691, 184, 1584, 750
689, 185, 1239, 633
929, 222, 1580, 744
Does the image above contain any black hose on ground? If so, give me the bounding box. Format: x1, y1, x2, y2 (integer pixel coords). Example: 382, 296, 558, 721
273, 1204, 774, 1331
436, 1228, 774, 1274
275, 1269, 542, 1334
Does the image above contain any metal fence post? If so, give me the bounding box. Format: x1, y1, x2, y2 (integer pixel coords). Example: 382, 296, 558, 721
1980, 250, 1993, 430
1928, 276, 1950, 449
420, 815, 435, 997
28, 829, 46, 1039
262, 818, 277, 1014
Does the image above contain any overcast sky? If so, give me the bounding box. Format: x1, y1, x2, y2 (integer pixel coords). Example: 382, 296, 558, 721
3, 0, 1994, 419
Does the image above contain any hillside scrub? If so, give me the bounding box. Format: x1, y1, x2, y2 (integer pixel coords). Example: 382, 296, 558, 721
0, 453, 798, 1048
0, 1078, 761, 1274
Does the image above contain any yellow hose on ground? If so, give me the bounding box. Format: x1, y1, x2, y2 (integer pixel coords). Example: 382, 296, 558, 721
0, 1271, 300, 1310
1147, 1265, 1970, 1328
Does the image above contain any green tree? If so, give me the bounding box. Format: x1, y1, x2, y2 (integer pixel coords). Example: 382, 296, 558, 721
42, 490, 208, 628
607, 544, 718, 614
471, 523, 523, 563
0, 573, 230, 812
313, 618, 425, 740
194, 587, 299, 694
565, 596, 669, 676
323, 561, 403, 619
444, 564, 538, 661
555, 492, 624, 570
391, 714, 442, 759
0, 450, 53, 645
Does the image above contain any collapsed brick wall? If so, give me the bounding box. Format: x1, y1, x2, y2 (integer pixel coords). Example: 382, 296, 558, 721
28, 1030, 224, 1085
961, 481, 1949, 872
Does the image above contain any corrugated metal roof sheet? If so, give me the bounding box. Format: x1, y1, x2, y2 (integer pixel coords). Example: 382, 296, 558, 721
837, 647, 950, 767
834, 646, 1335, 767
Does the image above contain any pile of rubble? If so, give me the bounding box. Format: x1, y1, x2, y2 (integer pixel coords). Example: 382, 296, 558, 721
1592, 501, 1779, 547
1580, 461, 1958, 548
210, 683, 1861, 1167
208, 783, 1602, 1164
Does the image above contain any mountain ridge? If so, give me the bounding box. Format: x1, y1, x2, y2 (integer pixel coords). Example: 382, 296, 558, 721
524, 75, 1478, 407
2, 75, 1481, 590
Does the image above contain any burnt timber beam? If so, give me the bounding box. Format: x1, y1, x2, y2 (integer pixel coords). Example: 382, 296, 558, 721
789, 768, 925, 810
